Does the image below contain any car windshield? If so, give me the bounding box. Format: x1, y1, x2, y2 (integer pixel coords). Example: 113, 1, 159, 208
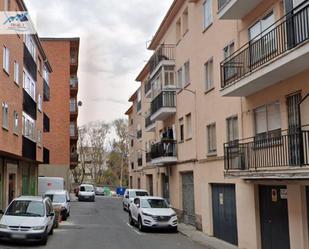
5, 200, 45, 217
141, 199, 169, 209
45, 194, 66, 203
80, 186, 93, 192
129, 191, 148, 198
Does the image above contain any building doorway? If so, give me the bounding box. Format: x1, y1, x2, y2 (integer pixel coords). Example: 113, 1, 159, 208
7, 163, 18, 206
182, 172, 195, 225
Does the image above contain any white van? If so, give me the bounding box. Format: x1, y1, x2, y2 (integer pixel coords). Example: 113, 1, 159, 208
38, 177, 65, 196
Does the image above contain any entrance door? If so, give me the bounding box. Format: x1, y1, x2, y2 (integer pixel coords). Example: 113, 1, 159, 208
162, 174, 169, 202
212, 184, 238, 245
147, 175, 153, 195
182, 172, 195, 225
259, 185, 290, 249
8, 174, 16, 204
7, 163, 18, 206
287, 92, 302, 165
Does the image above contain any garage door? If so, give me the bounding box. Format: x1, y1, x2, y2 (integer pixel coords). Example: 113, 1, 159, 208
212, 184, 238, 245
182, 172, 195, 225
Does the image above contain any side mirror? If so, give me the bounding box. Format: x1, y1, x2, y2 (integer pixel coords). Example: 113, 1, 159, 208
67, 199, 71, 202
125, 195, 129, 199
48, 213, 55, 217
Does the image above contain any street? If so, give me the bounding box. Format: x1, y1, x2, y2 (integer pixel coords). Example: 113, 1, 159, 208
0, 196, 205, 249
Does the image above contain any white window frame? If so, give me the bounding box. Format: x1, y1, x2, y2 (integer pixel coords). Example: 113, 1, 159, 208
207, 123, 217, 154
37, 130, 42, 147
186, 113, 192, 139
2, 102, 9, 130
184, 61, 190, 86
226, 116, 238, 142
3, 46, 9, 74
24, 34, 36, 60
203, 0, 213, 29
14, 61, 19, 84
38, 94, 42, 112
204, 57, 214, 91
13, 110, 19, 134
23, 68, 36, 101
177, 67, 183, 89
22, 112, 36, 141
43, 65, 49, 85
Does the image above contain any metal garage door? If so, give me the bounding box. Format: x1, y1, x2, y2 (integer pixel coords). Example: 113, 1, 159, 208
182, 172, 195, 225
212, 184, 238, 245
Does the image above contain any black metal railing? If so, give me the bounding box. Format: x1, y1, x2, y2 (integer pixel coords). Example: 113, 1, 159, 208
218, 0, 230, 11
224, 129, 309, 171
23, 44, 37, 81
43, 113, 50, 132
23, 90, 37, 120
221, 1, 309, 88
43, 147, 50, 164
137, 130, 142, 139
151, 140, 177, 160
137, 101, 141, 113
138, 157, 143, 166
151, 91, 176, 115
43, 79, 50, 101
149, 44, 175, 74
146, 152, 151, 162
144, 80, 151, 95
22, 136, 36, 161
145, 114, 154, 128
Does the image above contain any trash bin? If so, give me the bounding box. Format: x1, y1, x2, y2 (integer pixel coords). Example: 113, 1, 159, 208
116, 187, 126, 196
103, 187, 111, 196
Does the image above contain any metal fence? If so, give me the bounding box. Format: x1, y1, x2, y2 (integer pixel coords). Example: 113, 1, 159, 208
151, 91, 176, 115
149, 44, 175, 74
151, 140, 177, 159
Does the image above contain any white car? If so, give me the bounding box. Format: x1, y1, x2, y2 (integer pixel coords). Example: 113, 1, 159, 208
0, 196, 55, 245
128, 196, 178, 232
44, 190, 71, 220
123, 189, 148, 211
78, 184, 95, 202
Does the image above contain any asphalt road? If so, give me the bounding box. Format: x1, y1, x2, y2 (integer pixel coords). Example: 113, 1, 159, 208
0, 196, 205, 249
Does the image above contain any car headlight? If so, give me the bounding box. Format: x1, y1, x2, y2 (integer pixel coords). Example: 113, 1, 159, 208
0, 224, 8, 229
32, 226, 45, 231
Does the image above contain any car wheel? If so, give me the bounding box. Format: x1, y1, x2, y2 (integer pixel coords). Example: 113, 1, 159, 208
129, 212, 134, 226
138, 217, 144, 232
123, 203, 126, 211
49, 226, 54, 235
171, 226, 178, 233
40, 229, 48, 245
62, 213, 67, 221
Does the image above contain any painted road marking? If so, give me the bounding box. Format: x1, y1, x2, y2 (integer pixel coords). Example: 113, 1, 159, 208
127, 223, 143, 235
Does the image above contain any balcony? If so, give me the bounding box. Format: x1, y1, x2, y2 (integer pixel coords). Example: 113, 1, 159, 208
43, 79, 50, 101
22, 136, 36, 161
43, 113, 50, 132
224, 128, 309, 179
151, 140, 177, 165
23, 44, 37, 81
70, 78, 78, 96
23, 90, 37, 120
144, 79, 151, 98
149, 44, 175, 77
145, 114, 155, 132
217, 0, 262, 20
221, 2, 309, 96
150, 90, 176, 122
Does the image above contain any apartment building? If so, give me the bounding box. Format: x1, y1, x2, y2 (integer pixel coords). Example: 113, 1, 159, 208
39, 38, 80, 190
0, 0, 52, 209
126, 0, 309, 248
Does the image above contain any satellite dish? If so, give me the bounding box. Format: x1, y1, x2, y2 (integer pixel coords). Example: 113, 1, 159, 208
78, 101, 83, 107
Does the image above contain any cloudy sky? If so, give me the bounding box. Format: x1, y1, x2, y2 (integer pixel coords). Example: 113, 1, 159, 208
25, 0, 173, 126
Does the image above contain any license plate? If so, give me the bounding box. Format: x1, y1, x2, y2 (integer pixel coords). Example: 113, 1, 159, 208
11, 234, 26, 239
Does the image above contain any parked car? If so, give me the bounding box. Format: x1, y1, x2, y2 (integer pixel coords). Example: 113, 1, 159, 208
44, 190, 70, 221
95, 187, 104, 196
122, 189, 148, 211
78, 184, 95, 202
0, 196, 55, 245
38, 177, 64, 196
128, 196, 177, 232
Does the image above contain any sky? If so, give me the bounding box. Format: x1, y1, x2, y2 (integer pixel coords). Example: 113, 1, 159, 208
25, 0, 174, 126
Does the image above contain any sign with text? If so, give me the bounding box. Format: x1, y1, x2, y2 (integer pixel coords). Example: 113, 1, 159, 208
0, 12, 36, 34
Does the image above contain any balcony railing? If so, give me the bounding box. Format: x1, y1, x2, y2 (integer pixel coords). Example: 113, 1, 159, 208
224, 129, 309, 171
23, 44, 37, 81
23, 90, 37, 120
151, 140, 177, 160
137, 130, 142, 139
149, 44, 175, 74
22, 136, 36, 161
43, 79, 50, 101
221, 1, 309, 88
151, 91, 176, 116
145, 114, 155, 128
218, 0, 230, 10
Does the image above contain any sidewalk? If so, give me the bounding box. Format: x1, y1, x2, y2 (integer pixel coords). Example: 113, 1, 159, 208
178, 223, 238, 249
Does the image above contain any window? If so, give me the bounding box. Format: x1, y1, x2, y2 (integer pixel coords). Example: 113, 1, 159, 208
186, 113, 192, 139
3, 46, 9, 74
22, 112, 36, 141
13, 111, 18, 134
43, 66, 49, 84
38, 94, 42, 112
130, 118, 133, 125
24, 35, 36, 59
204, 58, 213, 91
131, 162, 134, 170
14, 61, 19, 84
227, 116, 238, 142
70, 98, 76, 112
23, 69, 36, 100
203, 0, 213, 29
223, 42, 236, 80
182, 8, 189, 35
176, 18, 181, 42
177, 67, 183, 89
37, 130, 42, 146
207, 123, 216, 154
38, 57, 42, 74
70, 122, 76, 137
4, 0, 10, 11
179, 118, 184, 142
184, 61, 190, 86
163, 66, 175, 87
254, 101, 281, 141
2, 103, 9, 129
